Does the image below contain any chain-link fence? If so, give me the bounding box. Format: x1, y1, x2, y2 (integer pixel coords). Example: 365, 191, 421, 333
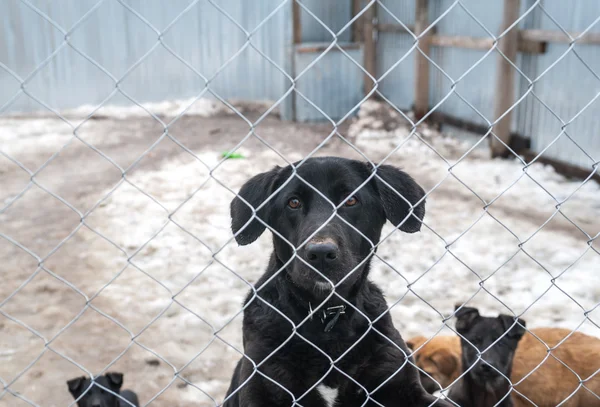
0, 0, 599, 406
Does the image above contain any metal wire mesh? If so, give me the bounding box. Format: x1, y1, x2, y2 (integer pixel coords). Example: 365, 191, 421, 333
0, 0, 599, 406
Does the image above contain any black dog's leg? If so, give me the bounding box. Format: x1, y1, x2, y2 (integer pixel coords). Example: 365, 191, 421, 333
223, 358, 243, 407
119, 390, 139, 407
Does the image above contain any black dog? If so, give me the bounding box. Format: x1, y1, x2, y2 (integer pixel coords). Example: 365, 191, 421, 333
67, 373, 139, 407
448, 306, 526, 407
224, 157, 450, 406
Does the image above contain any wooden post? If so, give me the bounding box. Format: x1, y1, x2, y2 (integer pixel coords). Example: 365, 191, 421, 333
293, 0, 301, 44
491, 0, 520, 158
352, 0, 363, 43
363, 2, 376, 95
414, 0, 430, 120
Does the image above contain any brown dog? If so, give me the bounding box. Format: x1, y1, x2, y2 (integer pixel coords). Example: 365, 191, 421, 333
408, 328, 600, 406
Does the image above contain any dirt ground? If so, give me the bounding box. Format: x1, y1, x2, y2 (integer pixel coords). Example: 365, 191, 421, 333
1, 103, 599, 407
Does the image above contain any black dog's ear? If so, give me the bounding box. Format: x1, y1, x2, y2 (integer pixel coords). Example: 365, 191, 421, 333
372, 165, 426, 233
106, 372, 123, 390
230, 167, 281, 245
454, 305, 480, 334
498, 315, 526, 340
67, 377, 85, 397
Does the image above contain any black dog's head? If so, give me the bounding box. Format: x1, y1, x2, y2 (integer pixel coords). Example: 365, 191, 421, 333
454, 306, 525, 390
230, 157, 426, 298
67, 373, 124, 407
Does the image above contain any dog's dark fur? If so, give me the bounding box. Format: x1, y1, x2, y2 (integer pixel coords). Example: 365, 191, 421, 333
67, 373, 139, 407
224, 157, 450, 406
448, 306, 526, 407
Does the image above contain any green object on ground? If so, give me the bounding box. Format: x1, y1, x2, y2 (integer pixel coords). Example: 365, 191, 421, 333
221, 151, 245, 159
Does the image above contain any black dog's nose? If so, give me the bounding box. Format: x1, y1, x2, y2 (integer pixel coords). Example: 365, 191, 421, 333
305, 242, 339, 264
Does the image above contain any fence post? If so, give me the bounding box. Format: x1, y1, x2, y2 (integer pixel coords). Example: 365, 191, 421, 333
491, 0, 521, 158
414, 0, 431, 121
293, 0, 302, 44
363, 1, 376, 95
352, 0, 363, 43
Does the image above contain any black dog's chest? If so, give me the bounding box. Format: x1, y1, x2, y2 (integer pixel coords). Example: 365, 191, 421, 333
271, 327, 376, 399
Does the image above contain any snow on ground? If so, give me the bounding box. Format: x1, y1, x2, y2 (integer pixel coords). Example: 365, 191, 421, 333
0, 99, 598, 406
88, 101, 600, 398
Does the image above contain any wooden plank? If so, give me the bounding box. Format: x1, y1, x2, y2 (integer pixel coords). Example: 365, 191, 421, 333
296, 42, 362, 54
491, 0, 520, 158
517, 36, 547, 54
292, 0, 301, 44
519, 29, 600, 45
521, 151, 600, 183
376, 23, 419, 34
352, 0, 363, 43
428, 111, 531, 152
429, 34, 544, 54
363, 2, 376, 95
430, 35, 493, 50
414, 0, 431, 120
377, 24, 544, 54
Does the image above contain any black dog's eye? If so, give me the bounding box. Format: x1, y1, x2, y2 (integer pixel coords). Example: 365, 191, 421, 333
344, 196, 358, 207
288, 198, 301, 209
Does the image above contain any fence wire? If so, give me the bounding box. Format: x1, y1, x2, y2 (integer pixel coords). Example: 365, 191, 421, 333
0, 0, 599, 406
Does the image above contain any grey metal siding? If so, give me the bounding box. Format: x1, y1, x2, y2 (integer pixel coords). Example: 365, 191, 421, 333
0, 0, 290, 113
519, 0, 600, 168
294, 46, 364, 122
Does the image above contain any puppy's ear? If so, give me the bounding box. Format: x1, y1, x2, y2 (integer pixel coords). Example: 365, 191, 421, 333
372, 165, 426, 233
230, 166, 281, 245
498, 315, 526, 340
406, 336, 427, 351
454, 305, 480, 334
431, 348, 461, 378
67, 377, 85, 397
106, 372, 123, 391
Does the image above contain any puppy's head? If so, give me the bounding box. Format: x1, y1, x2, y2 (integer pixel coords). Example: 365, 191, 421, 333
407, 335, 461, 394
67, 373, 123, 407
454, 306, 526, 390
230, 157, 426, 297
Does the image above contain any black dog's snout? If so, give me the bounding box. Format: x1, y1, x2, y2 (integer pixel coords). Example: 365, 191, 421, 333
305, 242, 339, 264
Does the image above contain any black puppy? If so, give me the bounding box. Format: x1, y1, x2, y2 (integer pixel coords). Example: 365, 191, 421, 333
447, 306, 526, 407
67, 373, 139, 407
224, 157, 450, 406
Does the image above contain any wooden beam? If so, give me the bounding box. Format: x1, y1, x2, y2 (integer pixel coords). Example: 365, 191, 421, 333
363, 2, 376, 95
521, 151, 600, 183
352, 0, 363, 43
491, 0, 520, 158
295, 42, 361, 54
428, 111, 531, 152
376, 23, 418, 34
430, 35, 491, 50
292, 0, 301, 44
376, 23, 545, 54
414, 0, 431, 120
519, 29, 600, 45
429, 34, 545, 54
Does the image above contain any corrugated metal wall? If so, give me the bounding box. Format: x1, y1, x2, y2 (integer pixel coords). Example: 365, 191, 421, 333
0, 0, 291, 113
517, 0, 600, 168
293, 0, 364, 122
376, 0, 599, 170
1, 0, 598, 168
376, 0, 416, 110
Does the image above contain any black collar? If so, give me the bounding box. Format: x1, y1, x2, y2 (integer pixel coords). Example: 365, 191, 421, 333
309, 303, 347, 332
